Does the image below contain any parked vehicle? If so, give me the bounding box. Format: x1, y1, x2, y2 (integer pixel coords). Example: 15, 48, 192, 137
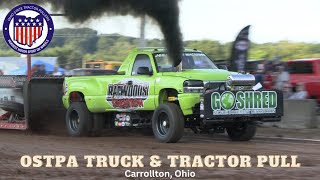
84, 60, 122, 71
287, 58, 320, 104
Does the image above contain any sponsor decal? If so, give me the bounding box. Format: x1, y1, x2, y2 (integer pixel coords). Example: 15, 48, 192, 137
125, 122, 131, 126
211, 91, 277, 115
106, 79, 149, 109
2, 3, 54, 54
155, 53, 206, 58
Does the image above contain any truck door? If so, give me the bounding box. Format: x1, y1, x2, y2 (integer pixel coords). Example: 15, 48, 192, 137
106, 54, 156, 111
127, 54, 156, 110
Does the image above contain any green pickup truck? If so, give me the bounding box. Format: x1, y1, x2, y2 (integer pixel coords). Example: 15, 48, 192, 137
62, 48, 283, 143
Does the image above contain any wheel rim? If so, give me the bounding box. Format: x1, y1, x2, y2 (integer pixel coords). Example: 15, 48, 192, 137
156, 111, 170, 136
69, 110, 80, 131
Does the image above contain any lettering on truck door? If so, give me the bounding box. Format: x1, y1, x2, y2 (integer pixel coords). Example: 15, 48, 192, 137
106, 54, 156, 111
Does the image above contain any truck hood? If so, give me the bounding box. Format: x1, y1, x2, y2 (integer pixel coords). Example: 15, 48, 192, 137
162, 69, 231, 81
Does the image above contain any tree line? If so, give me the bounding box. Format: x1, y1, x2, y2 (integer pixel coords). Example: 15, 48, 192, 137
1, 28, 320, 68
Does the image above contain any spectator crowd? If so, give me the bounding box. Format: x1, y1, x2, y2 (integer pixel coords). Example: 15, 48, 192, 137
30, 64, 69, 76
252, 60, 308, 100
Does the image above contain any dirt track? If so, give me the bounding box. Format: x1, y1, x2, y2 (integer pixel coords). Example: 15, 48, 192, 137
1, 127, 320, 180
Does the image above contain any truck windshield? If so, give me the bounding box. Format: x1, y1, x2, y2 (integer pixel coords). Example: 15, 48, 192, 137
288, 61, 314, 74
154, 52, 218, 72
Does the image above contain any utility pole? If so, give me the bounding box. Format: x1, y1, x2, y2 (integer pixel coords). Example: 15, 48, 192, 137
139, 15, 146, 48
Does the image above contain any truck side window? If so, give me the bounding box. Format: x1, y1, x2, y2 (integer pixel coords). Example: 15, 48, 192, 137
132, 54, 153, 75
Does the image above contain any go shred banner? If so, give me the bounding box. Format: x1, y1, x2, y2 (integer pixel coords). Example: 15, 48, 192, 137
202, 90, 283, 118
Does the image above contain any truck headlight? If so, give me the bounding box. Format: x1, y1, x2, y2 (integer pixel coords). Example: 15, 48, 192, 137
183, 80, 204, 93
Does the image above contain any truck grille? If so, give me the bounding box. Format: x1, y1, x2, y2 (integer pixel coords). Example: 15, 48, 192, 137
204, 81, 253, 91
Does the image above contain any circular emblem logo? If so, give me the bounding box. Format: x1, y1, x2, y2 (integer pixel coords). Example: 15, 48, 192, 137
2, 3, 54, 54
220, 92, 235, 110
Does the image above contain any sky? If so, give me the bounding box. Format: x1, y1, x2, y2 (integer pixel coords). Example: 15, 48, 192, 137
1, 0, 320, 43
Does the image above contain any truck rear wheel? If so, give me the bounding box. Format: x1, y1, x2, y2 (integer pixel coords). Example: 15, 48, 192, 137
152, 103, 184, 143
226, 122, 257, 141
65, 102, 92, 137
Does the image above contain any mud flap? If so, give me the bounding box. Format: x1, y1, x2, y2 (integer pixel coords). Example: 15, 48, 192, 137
25, 78, 67, 135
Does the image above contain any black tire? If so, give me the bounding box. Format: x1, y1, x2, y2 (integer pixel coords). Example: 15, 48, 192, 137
152, 103, 184, 143
226, 122, 257, 141
0, 101, 24, 116
65, 102, 92, 137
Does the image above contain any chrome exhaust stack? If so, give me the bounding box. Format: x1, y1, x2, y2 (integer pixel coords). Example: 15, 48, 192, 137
226, 74, 256, 86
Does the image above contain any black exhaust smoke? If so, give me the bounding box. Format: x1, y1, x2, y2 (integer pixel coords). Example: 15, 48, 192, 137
0, 0, 183, 66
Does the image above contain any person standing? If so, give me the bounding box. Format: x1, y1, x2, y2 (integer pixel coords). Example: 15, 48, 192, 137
0, 65, 4, 75
263, 70, 274, 90
31, 65, 40, 76
282, 83, 292, 99
275, 65, 290, 90
64, 65, 71, 75
254, 62, 265, 86
52, 67, 62, 76
38, 64, 46, 75
289, 83, 308, 99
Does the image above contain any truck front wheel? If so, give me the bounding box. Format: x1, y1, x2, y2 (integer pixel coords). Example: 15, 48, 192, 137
65, 102, 92, 137
152, 103, 184, 143
226, 122, 257, 141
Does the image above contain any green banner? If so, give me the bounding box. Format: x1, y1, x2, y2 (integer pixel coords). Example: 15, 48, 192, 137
202, 90, 283, 117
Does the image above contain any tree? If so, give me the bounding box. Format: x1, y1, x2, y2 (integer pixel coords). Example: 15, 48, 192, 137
1, 28, 320, 66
